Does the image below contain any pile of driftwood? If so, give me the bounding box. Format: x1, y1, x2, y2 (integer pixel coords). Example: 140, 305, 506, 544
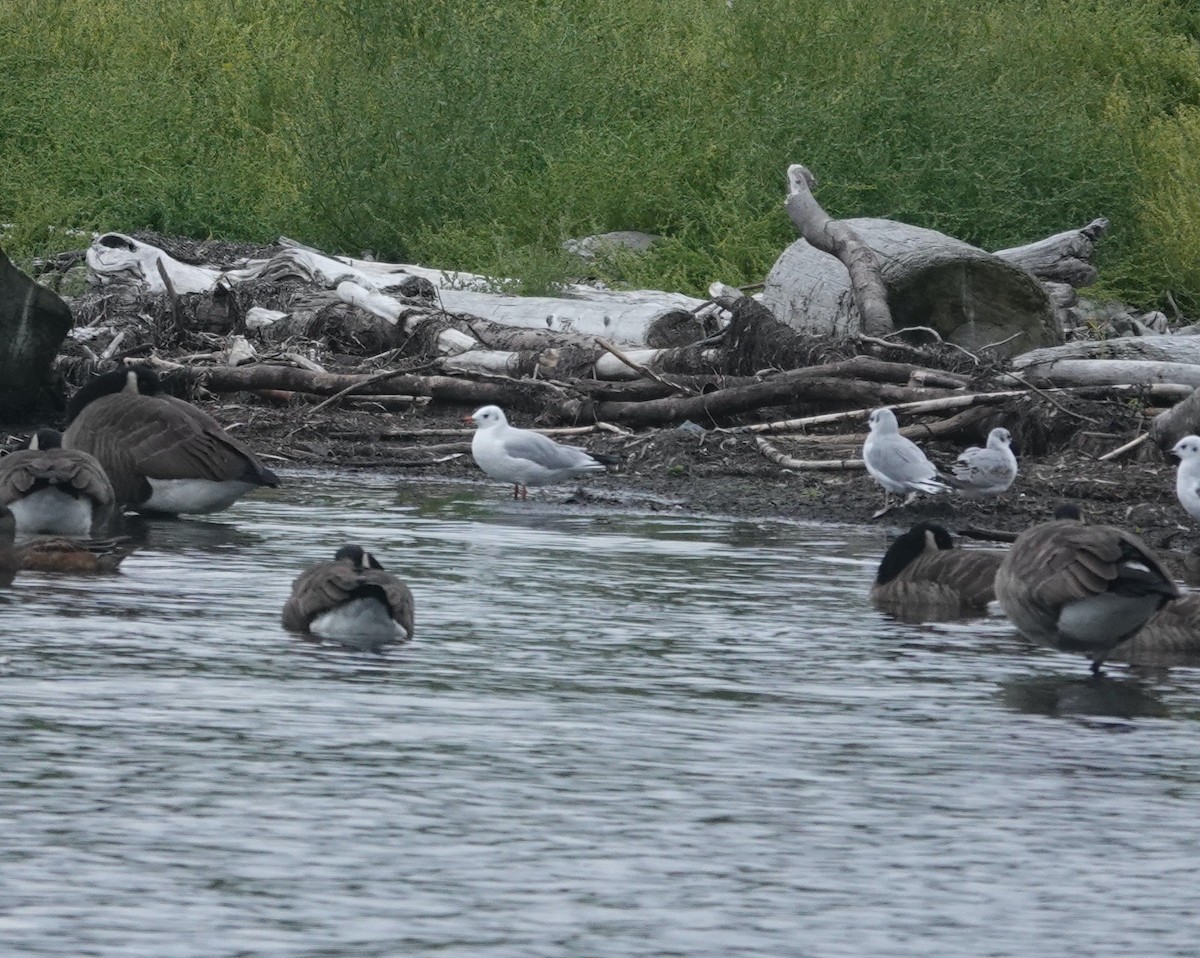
8, 162, 1200, 469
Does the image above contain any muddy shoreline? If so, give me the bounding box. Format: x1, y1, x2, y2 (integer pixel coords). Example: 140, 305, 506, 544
201, 393, 1200, 578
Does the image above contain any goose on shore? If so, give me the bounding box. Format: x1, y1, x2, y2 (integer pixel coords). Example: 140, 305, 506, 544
61, 367, 279, 515
950, 427, 1018, 498
465, 404, 608, 499
862, 407, 950, 518
282, 545, 415, 645
994, 517, 1178, 673
0, 429, 116, 535
870, 522, 1004, 622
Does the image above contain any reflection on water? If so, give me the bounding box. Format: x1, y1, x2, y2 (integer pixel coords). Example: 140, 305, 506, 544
2, 470, 1200, 957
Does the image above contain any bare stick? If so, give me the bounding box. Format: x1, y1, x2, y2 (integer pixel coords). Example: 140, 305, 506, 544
756, 436, 865, 471
1097, 432, 1150, 462
308, 367, 414, 415
595, 337, 696, 395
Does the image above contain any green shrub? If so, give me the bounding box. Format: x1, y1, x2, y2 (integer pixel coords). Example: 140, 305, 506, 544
1, 0, 1198, 310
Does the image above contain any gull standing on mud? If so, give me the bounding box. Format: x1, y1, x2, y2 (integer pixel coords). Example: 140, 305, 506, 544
1171, 435, 1200, 521
862, 407, 949, 518
950, 427, 1018, 498
465, 405, 608, 499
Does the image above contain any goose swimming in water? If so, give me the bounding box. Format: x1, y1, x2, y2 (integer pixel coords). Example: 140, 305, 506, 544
0, 428, 116, 535
282, 545, 415, 646
870, 522, 1004, 622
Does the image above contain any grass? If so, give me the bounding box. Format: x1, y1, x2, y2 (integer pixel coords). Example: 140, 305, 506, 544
1, 0, 1198, 309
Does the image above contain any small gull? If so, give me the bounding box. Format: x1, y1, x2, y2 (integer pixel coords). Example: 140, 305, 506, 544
862, 407, 949, 518
1172, 435, 1200, 521
465, 405, 607, 499
950, 427, 1018, 498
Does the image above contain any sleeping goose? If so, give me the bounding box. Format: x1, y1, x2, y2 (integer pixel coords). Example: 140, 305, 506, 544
0, 429, 116, 536
61, 367, 279, 515
1108, 593, 1200, 666
862, 407, 949, 518
282, 545, 415, 645
0, 504, 131, 575
465, 404, 608, 499
994, 516, 1179, 673
870, 522, 1004, 622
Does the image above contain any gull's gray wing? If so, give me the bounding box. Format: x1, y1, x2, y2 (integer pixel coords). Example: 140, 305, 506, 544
869, 434, 937, 483
953, 448, 1013, 486
501, 430, 598, 470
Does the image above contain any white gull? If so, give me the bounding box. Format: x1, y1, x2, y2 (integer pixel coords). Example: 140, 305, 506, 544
951, 427, 1018, 498
862, 407, 949, 518
466, 405, 607, 499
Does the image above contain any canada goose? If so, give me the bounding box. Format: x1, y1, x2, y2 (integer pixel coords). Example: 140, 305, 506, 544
862, 407, 949, 518
1108, 593, 1200, 665
465, 404, 607, 499
61, 367, 279, 514
870, 522, 1004, 621
994, 517, 1179, 673
950, 427, 1018, 498
0, 504, 131, 575
1171, 435, 1200, 521
282, 545, 414, 644
0, 429, 116, 535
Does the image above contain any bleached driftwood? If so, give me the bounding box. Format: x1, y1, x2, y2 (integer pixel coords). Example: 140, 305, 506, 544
1015, 359, 1200, 389
994, 218, 1108, 288
763, 170, 1059, 357
1014, 334, 1200, 368
1151, 385, 1200, 452
780, 164, 893, 338
86, 232, 718, 348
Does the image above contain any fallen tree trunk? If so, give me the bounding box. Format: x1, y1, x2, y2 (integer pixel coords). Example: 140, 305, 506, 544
86, 232, 718, 348
781, 164, 894, 337
993, 218, 1108, 287
763, 171, 1059, 356
1015, 358, 1200, 389
1014, 334, 1200, 368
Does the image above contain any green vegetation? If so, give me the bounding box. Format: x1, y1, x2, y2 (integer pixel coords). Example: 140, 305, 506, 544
2, 0, 1199, 307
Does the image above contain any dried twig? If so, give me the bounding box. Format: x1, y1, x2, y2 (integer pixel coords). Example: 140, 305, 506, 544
595, 337, 697, 395
1098, 432, 1149, 462
755, 436, 865, 471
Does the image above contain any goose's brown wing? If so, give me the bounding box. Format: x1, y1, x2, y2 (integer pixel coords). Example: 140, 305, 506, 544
0, 448, 116, 506
360, 568, 415, 638
64, 394, 277, 501
871, 548, 1002, 619
1008, 521, 1175, 605
1111, 594, 1200, 662
282, 562, 415, 637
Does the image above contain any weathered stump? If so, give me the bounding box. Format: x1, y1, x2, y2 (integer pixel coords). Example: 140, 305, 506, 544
763, 218, 1059, 357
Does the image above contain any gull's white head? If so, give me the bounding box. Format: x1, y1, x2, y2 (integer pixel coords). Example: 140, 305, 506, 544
868, 407, 898, 434
988, 427, 1013, 449
465, 405, 507, 428
1172, 435, 1200, 463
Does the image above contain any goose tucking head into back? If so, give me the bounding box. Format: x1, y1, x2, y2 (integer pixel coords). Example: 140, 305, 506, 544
870, 522, 1004, 622
994, 516, 1178, 673
282, 545, 415, 647
0, 428, 117, 536
61, 367, 279, 515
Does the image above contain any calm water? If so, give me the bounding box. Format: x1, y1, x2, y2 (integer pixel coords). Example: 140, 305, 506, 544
2, 470, 1200, 957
